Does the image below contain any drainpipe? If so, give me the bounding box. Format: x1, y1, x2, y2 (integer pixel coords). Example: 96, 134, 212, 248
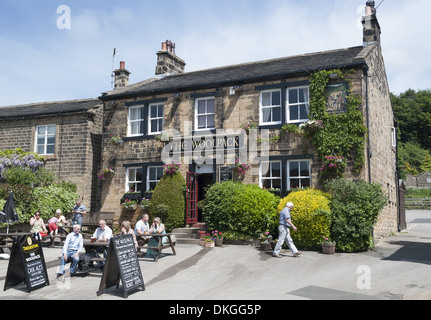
364, 65, 372, 184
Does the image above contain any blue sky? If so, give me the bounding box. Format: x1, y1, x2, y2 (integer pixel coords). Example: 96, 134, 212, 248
0, 0, 430, 106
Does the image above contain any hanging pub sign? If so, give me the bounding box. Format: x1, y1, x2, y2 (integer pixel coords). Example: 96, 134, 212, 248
3, 234, 49, 293
219, 166, 233, 182
97, 234, 144, 298
326, 82, 348, 114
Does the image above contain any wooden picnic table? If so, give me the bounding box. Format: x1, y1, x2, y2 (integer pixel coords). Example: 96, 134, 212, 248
0, 232, 31, 252
136, 233, 176, 262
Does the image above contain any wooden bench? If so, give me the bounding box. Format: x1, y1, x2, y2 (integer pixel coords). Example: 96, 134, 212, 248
41, 234, 68, 247
136, 233, 176, 262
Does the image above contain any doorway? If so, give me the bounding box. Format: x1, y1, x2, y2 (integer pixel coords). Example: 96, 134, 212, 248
195, 165, 215, 222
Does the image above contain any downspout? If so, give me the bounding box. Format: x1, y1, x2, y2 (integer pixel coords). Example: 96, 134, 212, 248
394, 120, 401, 231
364, 65, 372, 184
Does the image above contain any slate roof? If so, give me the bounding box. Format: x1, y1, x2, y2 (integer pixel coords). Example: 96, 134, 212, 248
100, 45, 368, 100
0, 98, 101, 120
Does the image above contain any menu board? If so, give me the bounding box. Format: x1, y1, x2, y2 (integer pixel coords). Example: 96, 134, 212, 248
97, 234, 144, 298
3, 234, 49, 292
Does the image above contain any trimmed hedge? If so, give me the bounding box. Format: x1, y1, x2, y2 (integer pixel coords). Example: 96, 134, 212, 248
201, 181, 280, 238
149, 172, 186, 232
278, 189, 332, 249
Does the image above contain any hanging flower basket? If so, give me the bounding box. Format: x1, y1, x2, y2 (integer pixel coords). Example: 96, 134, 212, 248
319, 155, 346, 178
97, 167, 115, 179
108, 135, 124, 146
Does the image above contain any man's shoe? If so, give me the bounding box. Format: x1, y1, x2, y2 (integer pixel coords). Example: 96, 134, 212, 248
272, 253, 282, 258
293, 251, 303, 257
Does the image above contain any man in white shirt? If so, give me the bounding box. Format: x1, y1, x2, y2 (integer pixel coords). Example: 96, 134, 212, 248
135, 213, 150, 251
91, 220, 113, 268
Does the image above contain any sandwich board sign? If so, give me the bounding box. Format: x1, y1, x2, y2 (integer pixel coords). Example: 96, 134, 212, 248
97, 234, 144, 298
3, 234, 49, 292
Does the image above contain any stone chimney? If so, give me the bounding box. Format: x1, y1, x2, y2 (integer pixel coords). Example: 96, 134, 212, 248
113, 61, 131, 90
155, 40, 186, 75
362, 1, 381, 47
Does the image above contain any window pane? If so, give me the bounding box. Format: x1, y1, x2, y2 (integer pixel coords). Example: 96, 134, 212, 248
290, 161, 299, 177
46, 145, 55, 154
156, 167, 164, 179
261, 92, 271, 106
149, 182, 157, 190
158, 119, 163, 132
272, 91, 281, 106
130, 108, 140, 120
301, 179, 311, 188
272, 162, 281, 177
150, 120, 158, 133
198, 100, 206, 114
272, 179, 281, 189
47, 125, 56, 135
207, 114, 215, 128
128, 169, 136, 181
198, 115, 206, 129
262, 179, 272, 189
37, 126, 45, 134
149, 168, 156, 180
300, 104, 308, 119
37, 146, 44, 154
298, 88, 307, 103
262, 108, 271, 123
261, 162, 271, 177
131, 122, 140, 135
300, 161, 309, 176
37, 137, 45, 145
273, 107, 281, 122
150, 105, 157, 118
290, 105, 299, 121
207, 99, 215, 114
136, 168, 143, 181
47, 136, 55, 144
289, 89, 298, 103
290, 179, 300, 189
158, 105, 164, 117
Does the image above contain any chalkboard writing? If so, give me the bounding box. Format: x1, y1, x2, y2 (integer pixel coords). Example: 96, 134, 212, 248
219, 166, 233, 182
97, 234, 144, 298
4, 234, 49, 292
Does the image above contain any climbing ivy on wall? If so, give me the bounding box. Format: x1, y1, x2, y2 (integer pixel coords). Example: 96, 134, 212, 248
308, 69, 368, 173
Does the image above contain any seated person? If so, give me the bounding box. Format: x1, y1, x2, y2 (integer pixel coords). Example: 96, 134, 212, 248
146, 217, 168, 259
134, 213, 150, 250
90, 219, 112, 268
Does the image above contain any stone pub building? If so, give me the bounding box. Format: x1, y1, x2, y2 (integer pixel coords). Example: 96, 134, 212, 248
0, 2, 401, 240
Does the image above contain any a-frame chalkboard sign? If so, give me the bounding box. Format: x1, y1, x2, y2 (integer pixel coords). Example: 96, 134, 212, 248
3, 234, 50, 292
97, 234, 144, 298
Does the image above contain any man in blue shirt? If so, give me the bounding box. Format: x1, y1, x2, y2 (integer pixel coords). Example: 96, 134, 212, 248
273, 202, 302, 258
57, 224, 83, 278
71, 200, 86, 227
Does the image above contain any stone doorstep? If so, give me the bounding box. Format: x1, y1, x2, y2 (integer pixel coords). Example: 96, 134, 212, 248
172, 225, 206, 245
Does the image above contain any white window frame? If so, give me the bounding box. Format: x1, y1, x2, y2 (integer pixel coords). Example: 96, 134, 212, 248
148, 103, 164, 135
391, 127, 397, 147
35, 124, 56, 155
147, 166, 164, 191
126, 167, 143, 192
286, 86, 310, 124
259, 161, 282, 189
260, 89, 282, 125
287, 160, 311, 190
195, 97, 215, 131
128, 105, 145, 137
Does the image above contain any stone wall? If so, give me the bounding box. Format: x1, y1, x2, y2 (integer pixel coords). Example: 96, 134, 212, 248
0, 105, 103, 213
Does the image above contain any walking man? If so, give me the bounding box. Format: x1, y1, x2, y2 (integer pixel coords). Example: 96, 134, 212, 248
273, 202, 302, 258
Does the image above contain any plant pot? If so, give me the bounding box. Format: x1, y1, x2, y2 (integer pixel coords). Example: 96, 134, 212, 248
205, 241, 215, 248
200, 238, 206, 246
322, 242, 336, 254
215, 238, 223, 247
260, 242, 270, 251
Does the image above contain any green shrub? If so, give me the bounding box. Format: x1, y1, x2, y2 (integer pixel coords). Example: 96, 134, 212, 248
149, 172, 186, 232
324, 178, 387, 252
201, 181, 280, 238
3, 166, 54, 186
278, 189, 332, 249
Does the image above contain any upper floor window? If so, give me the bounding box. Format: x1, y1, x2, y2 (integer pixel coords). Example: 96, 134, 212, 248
128, 105, 145, 136
149, 103, 164, 134
36, 124, 56, 155
260, 90, 281, 125
195, 97, 215, 130
286, 86, 309, 124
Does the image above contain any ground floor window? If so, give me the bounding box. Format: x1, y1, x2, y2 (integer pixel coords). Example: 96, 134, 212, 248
126, 167, 143, 192
260, 161, 282, 189
287, 160, 311, 189
147, 166, 163, 191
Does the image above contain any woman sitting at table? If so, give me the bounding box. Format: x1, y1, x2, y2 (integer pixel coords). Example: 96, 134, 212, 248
120, 220, 138, 250
29, 210, 48, 240
146, 217, 168, 258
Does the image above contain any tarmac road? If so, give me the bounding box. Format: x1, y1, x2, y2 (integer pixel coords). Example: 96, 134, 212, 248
0, 210, 430, 301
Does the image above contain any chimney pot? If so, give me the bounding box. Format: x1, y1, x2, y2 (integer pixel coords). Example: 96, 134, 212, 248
120, 61, 125, 69
113, 61, 130, 90
161, 42, 167, 51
